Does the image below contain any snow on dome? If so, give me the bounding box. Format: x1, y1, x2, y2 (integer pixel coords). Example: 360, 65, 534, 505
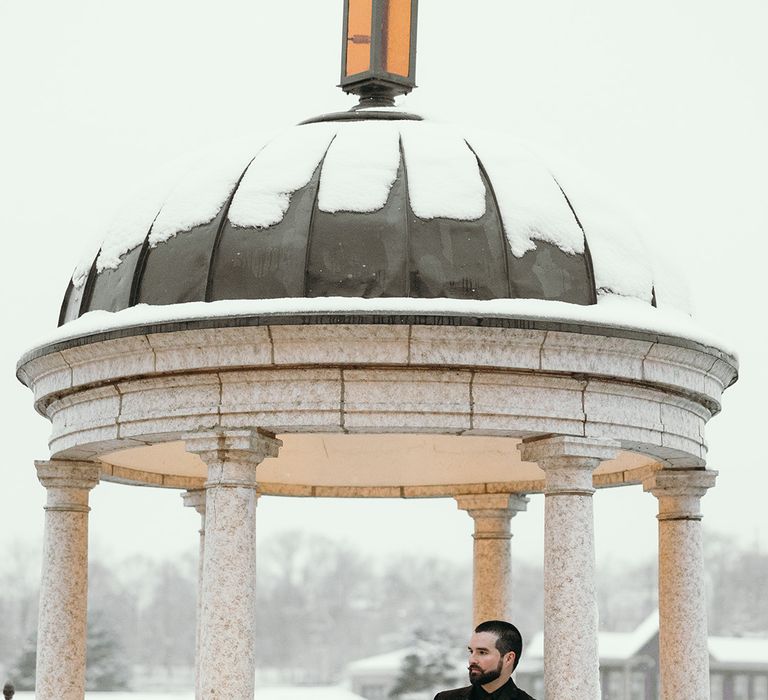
79, 136, 273, 285
71, 119, 639, 278
542, 151, 655, 302
72, 239, 103, 289
651, 252, 693, 315
466, 130, 585, 257
400, 121, 486, 220
149, 145, 255, 246
33, 295, 733, 355
317, 121, 401, 213
76, 156, 201, 284
64, 114, 690, 326
228, 123, 337, 229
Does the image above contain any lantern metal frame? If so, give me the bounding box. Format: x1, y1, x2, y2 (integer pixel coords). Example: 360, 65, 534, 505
339, 0, 418, 104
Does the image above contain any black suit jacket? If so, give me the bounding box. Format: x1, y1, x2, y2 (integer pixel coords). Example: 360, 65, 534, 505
434, 679, 536, 700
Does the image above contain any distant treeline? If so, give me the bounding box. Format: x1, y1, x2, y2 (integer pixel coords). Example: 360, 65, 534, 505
1, 529, 765, 690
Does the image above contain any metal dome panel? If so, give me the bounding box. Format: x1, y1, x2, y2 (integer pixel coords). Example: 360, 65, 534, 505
307, 159, 409, 298
136, 211, 223, 306
87, 244, 143, 313
211, 166, 323, 300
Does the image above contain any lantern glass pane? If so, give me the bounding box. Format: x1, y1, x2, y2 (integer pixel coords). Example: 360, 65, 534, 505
384, 0, 411, 76
346, 0, 373, 76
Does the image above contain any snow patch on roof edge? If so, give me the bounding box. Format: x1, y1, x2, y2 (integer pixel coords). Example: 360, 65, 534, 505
27, 294, 735, 359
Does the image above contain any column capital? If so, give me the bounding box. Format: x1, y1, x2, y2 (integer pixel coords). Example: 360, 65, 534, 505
519, 436, 619, 494
184, 429, 282, 464
35, 461, 100, 513
643, 468, 717, 521
518, 435, 619, 465
182, 488, 207, 515
35, 460, 100, 491
184, 429, 282, 489
456, 493, 528, 541
455, 493, 529, 517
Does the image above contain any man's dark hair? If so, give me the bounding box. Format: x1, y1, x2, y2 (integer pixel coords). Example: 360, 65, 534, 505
474, 620, 523, 671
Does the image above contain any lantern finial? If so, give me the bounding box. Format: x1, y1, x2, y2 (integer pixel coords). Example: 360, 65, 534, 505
340, 0, 418, 108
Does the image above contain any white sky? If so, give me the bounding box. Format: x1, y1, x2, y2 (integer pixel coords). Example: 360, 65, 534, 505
1, 0, 766, 578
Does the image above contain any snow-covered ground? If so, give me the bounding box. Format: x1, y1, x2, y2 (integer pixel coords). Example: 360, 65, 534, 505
12, 694, 192, 700
11, 687, 364, 699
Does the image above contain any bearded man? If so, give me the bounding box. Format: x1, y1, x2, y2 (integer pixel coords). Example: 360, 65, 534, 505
434, 620, 536, 700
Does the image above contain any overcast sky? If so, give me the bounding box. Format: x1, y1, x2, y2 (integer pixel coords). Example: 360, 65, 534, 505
1, 0, 766, 580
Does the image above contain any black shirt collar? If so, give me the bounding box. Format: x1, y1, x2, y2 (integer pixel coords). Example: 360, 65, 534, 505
470, 678, 517, 700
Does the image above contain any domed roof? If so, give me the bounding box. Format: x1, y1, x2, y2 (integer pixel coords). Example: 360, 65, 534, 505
60, 111, 665, 327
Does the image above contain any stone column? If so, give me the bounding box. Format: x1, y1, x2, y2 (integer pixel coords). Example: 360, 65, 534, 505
643, 468, 717, 700
519, 436, 618, 700
34, 460, 100, 700
182, 489, 206, 699
184, 429, 281, 700
455, 493, 529, 625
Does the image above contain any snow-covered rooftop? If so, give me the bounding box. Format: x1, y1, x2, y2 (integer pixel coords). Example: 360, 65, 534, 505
41, 113, 740, 359
527, 612, 768, 668
709, 636, 768, 665
346, 648, 413, 674
32, 293, 731, 356
67, 116, 687, 312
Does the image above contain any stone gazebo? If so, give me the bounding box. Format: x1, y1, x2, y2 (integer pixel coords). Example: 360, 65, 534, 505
17, 7, 737, 699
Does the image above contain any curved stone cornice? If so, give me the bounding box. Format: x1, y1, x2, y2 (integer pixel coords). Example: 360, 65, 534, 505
16, 322, 737, 492
18, 321, 736, 412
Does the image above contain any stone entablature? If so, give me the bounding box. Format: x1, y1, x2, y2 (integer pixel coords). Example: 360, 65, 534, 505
17, 320, 737, 493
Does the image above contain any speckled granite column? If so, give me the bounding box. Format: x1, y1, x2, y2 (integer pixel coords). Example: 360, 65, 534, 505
182, 489, 206, 700
455, 494, 529, 625
34, 460, 100, 700
184, 430, 281, 700
643, 469, 717, 700
519, 436, 618, 700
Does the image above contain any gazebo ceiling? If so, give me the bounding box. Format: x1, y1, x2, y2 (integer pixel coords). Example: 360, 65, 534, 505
98, 434, 659, 494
